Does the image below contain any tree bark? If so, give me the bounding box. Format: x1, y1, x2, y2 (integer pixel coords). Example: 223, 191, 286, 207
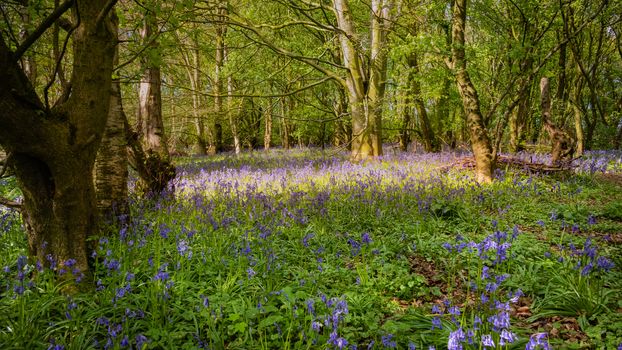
406, 48, 437, 152
333, 0, 372, 160
540, 77, 574, 164
280, 97, 291, 149
0, 1, 116, 278
264, 100, 272, 150
228, 74, 241, 155
18, 0, 37, 83
451, 0, 493, 183
138, 9, 169, 159
214, 0, 228, 153
333, 0, 396, 160
95, 11, 128, 225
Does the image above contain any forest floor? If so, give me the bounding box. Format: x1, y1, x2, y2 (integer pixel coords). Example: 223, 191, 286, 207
1, 148, 621, 349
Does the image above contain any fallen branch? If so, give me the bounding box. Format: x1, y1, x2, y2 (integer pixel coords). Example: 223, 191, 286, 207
0, 196, 21, 209
440, 155, 576, 174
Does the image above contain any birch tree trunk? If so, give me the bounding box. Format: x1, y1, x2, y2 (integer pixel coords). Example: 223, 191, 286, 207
95, 11, 128, 224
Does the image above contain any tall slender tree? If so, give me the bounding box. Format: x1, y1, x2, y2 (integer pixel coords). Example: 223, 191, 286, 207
451, 0, 493, 183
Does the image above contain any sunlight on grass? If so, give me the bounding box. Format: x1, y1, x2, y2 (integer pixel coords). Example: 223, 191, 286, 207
1, 149, 621, 349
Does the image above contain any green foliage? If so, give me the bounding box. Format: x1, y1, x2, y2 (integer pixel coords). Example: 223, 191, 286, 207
1, 150, 621, 349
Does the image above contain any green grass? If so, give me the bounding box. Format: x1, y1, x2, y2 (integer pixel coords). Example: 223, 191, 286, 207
0, 149, 621, 349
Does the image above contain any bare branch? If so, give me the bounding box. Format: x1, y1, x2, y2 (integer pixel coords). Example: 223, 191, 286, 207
0, 196, 21, 209
12, 0, 74, 61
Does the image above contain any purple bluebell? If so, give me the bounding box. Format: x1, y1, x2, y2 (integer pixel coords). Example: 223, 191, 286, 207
481, 334, 494, 347
431, 316, 442, 330
526, 333, 550, 350
499, 329, 517, 345
447, 328, 465, 350
381, 334, 396, 348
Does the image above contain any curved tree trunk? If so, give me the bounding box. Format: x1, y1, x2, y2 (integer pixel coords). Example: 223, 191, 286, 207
451, 0, 493, 183
0, 1, 116, 277
95, 11, 128, 225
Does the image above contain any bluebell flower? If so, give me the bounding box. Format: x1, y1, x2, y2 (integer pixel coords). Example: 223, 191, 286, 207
306, 299, 315, 315
431, 316, 442, 330
447, 328, 465, 350
448, 306, 460, 316
488, 311, 510, 331
120, 335, 129, 347
481, 266, 490, 280
473, 316, 482, 330
381, 334, 396, 348
499, 329, 517, 345
587, 215, 596, 225
335, 337, 348, 349
303, 233, 314, 247
526, 333, 550, 350
481, 334, 494, 347
361, 232, 372, 244
408, 342, 416, 350
596, 256, 614, 271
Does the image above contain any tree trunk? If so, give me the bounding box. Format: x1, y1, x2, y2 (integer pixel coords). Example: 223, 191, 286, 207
18, 0, 37, 83
214, 0, 228, 153
333, 0, 373, 160
332, 87, 350, 147
280, 97, 291, 149
264, 100, 272, 150
138, 9, 169, 159
406, 49, 437, 152
398, 78, 412, 151
571, 103, 584, 156
228, 75, 241, 155
451, 0, 493, 183
540, 77, 574, 164
0, 1, 116, 278
508, 70, 533, 153
95, 11, 128, 225
183, 32, 208, 155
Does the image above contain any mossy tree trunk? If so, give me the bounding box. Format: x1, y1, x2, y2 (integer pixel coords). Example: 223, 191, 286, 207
451, 0, 494, 183
0, 0, 116, 276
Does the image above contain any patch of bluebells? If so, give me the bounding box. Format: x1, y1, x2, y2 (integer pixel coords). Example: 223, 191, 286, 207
435, 226, 550, 349
547, 237, 615, 276
306, 294, 351, 349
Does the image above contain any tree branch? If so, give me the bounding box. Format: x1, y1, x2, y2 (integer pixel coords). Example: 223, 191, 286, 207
12, 0, 74, 61
0, 196, 21, 209
95, 0, 118, 28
